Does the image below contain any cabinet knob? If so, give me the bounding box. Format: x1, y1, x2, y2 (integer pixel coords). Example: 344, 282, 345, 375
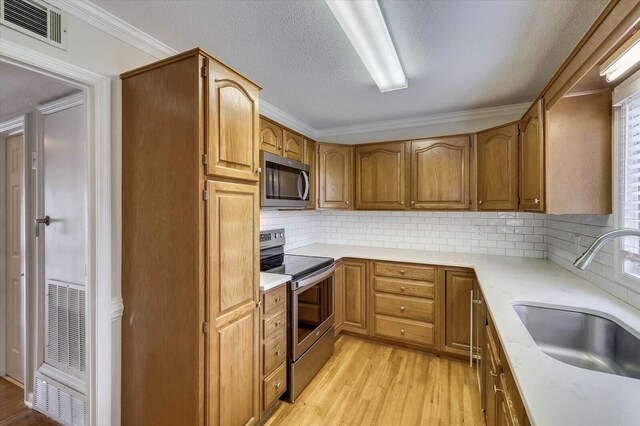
478, 200, 483, 205
400, 306, 405, 312
275, 349, 282, 356
285, 148, 289, 152
346, 201, 350, 205
534, 198, 540, 204
275, 320, 281, 327
400, 269, 405, 274
256, 167, 262, 174
276, 382, 282, 389
400, 286, 406, 291
400, 201, 405, 205
400, 329, 405, 335
278, 145, 282, 149
411, 201, 415, 205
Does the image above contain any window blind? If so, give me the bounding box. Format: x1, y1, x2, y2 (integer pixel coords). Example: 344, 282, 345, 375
621, 93, 640, 260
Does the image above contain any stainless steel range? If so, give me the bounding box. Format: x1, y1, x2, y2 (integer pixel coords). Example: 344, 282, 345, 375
260, 229, 335, 402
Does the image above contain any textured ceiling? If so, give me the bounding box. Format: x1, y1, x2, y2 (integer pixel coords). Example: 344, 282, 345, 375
93, 0, 607, 130
0, 62, 79, 120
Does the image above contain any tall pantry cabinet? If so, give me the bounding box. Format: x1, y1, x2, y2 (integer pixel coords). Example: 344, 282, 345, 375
121, 48, 261, 426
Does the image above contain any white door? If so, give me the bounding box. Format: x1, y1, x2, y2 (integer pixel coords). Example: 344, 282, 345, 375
6, 133, 24, 384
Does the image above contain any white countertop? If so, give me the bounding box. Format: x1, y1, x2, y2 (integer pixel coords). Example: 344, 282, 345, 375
260, 272, 291, 292
287, 244, 640, 426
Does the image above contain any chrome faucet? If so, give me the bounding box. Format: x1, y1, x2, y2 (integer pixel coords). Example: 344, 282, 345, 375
574, 228, 640, 270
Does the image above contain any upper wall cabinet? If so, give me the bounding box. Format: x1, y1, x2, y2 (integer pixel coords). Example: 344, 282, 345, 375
207, 59, 260, 182
519, 100, 545, 212
283, 129, 304, 162
355, 142, 407, 210
477, 123, 519, 211
303, 138, 317, 209
318, 143, 352, 209
259, 117, 283, 156
410, 136, 470, 210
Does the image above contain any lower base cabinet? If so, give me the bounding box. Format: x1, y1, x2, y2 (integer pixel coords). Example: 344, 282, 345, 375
334, 261, 345, 335
342, 260, 368, 334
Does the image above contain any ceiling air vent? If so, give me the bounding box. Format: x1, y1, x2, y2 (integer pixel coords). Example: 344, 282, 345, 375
0, 0, 67, 49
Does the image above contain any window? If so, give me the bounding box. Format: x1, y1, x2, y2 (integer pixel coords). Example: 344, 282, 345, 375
615, 86, 640, 289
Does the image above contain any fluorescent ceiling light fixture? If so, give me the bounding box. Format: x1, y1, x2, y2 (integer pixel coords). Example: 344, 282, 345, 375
326, 0, 407, 92
600, 32, 640, 82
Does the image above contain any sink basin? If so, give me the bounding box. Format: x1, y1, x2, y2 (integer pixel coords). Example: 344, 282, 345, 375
513, 304, 640, 379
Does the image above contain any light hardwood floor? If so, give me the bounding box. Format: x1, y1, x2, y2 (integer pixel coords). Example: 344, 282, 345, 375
265, 335, 485, 426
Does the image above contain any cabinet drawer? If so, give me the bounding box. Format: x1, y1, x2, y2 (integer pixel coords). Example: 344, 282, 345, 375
263, 285, 286, 316
373, 276, 435, 299
374, 293, 435, 322
263, 310, 286, 340
263, 363, 287, 409
263, 335, 287, 376
373, 314, 435, 347
373, 261, 435, 281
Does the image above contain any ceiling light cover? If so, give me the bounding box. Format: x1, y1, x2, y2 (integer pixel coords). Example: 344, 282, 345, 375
601, 32, 640, 83
326, 0, 407, 92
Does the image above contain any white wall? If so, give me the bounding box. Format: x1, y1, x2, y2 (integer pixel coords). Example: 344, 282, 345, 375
1, 14, 157, 425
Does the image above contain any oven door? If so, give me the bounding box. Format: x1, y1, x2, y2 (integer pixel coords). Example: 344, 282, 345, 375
291, 264, 335, 361
261, 151, 310, 209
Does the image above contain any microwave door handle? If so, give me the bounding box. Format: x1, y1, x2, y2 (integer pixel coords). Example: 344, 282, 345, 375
302, 171, 310, 201
297, 172, 303, 199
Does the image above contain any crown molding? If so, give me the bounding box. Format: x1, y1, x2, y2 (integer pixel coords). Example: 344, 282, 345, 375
316, 102, 530, 139
260, 100, 318, 139
47, 0, 178, 59
0, 115, 25, 134
38, 92, 85, 115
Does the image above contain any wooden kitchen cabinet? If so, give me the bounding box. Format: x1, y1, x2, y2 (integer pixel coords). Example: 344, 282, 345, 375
283, 129, 304, 162
206, 57, 260, 182
259, 117, 283, 156
439, 268, 477, 357
122, 49, 261, 426
342, 259, 368, 334
318, 143, 353, 209
260, 285, 287, 419
410, 136, 470, 210
477, 123, 519, 211
303, 138, 317, 209
354, 142, 407, 210
519, 99, 545, 212
334, 260, 345, 335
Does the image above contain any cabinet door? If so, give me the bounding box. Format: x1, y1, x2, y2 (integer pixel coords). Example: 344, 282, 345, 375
259, 117, 283, 156
283, 129, 304, 162
303, 139, 317, 210
477, 124, 519, 211
441, 270, 476, 357
519, 99, 545, 211
334, 261, 345, 334
410, 136, 470, 210
355, 142, 406, 210
206, 181, 260, 425
342, 260, 367, 334
318, 144, 352, 209
207, 59, 260, 182
484, 342, 498, 426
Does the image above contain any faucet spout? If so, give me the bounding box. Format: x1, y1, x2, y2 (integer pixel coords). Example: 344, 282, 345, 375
573, 228, 640, 270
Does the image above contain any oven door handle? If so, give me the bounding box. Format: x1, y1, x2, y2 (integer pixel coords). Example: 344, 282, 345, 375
293, 264, 336, 291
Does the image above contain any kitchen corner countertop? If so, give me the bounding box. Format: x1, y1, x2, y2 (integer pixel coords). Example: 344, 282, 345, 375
260, 272, 291, 292
287, 244, 640, 426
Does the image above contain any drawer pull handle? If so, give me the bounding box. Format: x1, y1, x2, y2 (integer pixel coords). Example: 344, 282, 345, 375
275, 320, 281, 327
490, 371, 497, 378
275, 297, 281, 303
400, 306, 405, 312
275, 350, 282, 356
276, 382, 282, 389
493, 384, 503, 394
400, 328, 405, 335
400, 286, 406, 291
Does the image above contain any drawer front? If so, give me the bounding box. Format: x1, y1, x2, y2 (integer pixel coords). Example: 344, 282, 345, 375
373, 314, 435, 347
263, 363, 287, 409
263, 310, 286, 340
373, 276, 435, 299
263, 285, 287, 316
373, 261, 435, 281
374, 293, 435, 322
264, 336, 287, 376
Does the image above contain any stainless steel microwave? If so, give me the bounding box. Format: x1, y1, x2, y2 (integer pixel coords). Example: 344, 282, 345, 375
260, 152, 310, 209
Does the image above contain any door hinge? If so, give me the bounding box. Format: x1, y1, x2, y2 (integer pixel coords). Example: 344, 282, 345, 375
203, 154, 208, 165
31, 152, 38, 170
203, 189, 209, 200
202, 321, 209, 333
201, 66, 208, 78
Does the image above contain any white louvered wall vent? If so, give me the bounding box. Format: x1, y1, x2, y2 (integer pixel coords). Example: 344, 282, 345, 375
34, 371, 87, 426
0, 0, 67, 49
46, 280, 86, 379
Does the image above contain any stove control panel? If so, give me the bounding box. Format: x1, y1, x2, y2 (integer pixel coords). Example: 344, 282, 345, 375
260, 228, 285, 250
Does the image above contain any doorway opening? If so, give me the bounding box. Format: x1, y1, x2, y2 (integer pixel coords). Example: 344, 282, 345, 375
1, 61, 88, 425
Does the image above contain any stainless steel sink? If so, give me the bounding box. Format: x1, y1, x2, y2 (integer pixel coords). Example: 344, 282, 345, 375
513, 304, 640, 379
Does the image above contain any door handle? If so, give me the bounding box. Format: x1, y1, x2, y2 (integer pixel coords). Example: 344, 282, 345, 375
34, 215, 50, 237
